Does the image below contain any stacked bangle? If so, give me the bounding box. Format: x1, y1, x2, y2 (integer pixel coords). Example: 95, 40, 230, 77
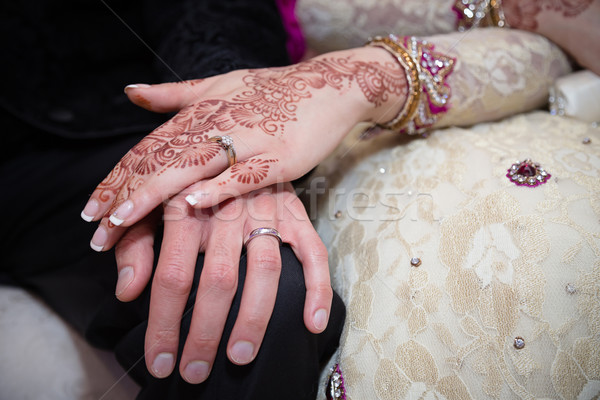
366, 36, 421, 132
366, 35, 456, 135
454, 0, 509, 31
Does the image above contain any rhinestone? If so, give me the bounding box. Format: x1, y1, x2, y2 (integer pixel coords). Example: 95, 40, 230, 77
334, 211, 342, 219
517, 163, 537, 177
221, 135, 233, 146
410, 257, 422, 267
541, 171, 548, 176
518, 176, 525, 183
537, 175, 544, 181
566, 283, 576, 294
379, 167, 386, 174
511, 174, 518, 181
514, 337, 525, 349
582, 137, 591, 144
528, 177, 536, 185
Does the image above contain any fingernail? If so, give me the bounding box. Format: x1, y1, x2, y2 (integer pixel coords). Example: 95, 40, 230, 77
115, 266, 134, 297
109, 200, 134, 226
124, 83, 151, 93
152, 353, 174, 378
90, 226, 107, 252
314, 309, 329, 331
183, 361, 210, 384
230, 341, 254, 364
81, 198, 99, 222
185, 193, 208, 207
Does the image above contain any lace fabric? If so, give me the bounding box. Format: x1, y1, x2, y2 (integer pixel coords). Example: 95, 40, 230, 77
313, 112, 600, 400
297, 1, 596, 399
297, 0, 457, 53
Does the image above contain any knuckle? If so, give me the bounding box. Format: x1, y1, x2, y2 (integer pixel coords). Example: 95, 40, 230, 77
241, 312, 270, 334
186, 333, 221, 353
308, 242, 329, 265
251, 193, 277, 213
252, 250, 281, 275
155, 264, 193, 296
203, 262, 238, 293
151, 327, 179, 347
313, 283, 334, 299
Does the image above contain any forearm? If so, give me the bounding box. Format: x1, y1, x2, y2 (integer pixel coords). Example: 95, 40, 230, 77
341, 29, 571, 135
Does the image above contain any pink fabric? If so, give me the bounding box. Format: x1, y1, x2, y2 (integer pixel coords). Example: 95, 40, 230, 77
274, 0, 306, 63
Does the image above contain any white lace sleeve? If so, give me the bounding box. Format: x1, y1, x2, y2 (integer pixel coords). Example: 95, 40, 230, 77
297, 0, 457, 53
430, 28, 572, 128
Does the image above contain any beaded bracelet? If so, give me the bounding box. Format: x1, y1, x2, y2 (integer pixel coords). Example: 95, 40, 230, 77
366, 35, 456, 135
454, 0, 509, 31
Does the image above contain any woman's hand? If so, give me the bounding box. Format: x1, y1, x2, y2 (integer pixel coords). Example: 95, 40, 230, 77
82, 47, 407, 251
112, 182, 332, 384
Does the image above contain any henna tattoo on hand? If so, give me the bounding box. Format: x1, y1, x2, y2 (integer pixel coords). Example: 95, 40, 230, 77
182, 57, 407, 136
219, 158, 280, 186
503, 0, 593, 30
95, 56, 406, 203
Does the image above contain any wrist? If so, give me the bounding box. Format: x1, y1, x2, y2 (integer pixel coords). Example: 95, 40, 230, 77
307, 47, 409, 129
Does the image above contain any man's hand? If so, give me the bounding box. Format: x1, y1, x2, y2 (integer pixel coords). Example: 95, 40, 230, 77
113, 182, 332, 384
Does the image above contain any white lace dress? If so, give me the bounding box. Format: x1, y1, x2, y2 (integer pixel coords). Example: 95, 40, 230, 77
297, 1, 600, 399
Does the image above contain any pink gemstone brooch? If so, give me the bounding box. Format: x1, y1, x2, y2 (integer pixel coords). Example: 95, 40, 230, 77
506, 159, 551, 187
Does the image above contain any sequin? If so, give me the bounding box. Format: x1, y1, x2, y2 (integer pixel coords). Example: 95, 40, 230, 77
326, 364, 346, 400
410, 257, 422, 267
514, 336, 525, 349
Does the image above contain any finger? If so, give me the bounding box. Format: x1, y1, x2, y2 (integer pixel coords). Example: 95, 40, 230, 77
103, 140, 239, 231
80, 104, 207, 223
89, 222, 128, 253
278, 194, 333, 333
179, 198, 244, 384
185, 155, 287, 209
124, 80, 205, 113
114, 212, 160, 302
145, 201, 202, 379
285, 225, 332, 334
227, 225, 282, 366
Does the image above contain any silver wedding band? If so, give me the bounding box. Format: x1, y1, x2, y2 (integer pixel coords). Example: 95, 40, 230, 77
244, 227, 282, 247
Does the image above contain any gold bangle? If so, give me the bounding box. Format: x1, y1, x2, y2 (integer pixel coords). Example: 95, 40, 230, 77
366, 36, 421, 132
489, 0, 509, 28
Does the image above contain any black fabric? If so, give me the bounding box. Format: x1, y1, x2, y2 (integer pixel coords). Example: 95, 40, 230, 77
0, 0, 289, 141
0, 1, 344, 398
0, 108, 345, 399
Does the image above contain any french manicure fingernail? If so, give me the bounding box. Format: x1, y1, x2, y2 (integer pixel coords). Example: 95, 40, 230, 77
183, 361, 210, 384
230, 341, 254, 364
90, 226, 107, 252
109, 200, 134, 226
81, 198, 99, 222
185, 192, 208, 207
124, 83, 151, 93
152, 353, 174, 378
115, 266, 134, 297
314, 308, 328, 331
185, 194, 198, 206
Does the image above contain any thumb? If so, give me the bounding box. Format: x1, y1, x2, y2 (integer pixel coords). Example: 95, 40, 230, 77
124, 79, 204, 113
